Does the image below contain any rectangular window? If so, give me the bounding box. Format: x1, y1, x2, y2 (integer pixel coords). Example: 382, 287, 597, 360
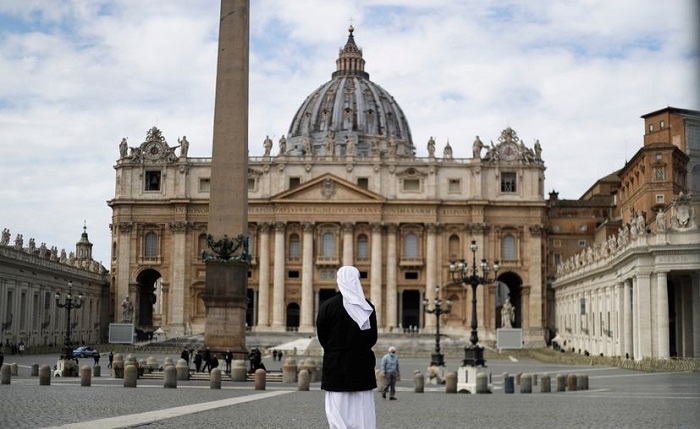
554, 254, 561, 266
145, 171, 161, 191
199, 178, 211, 192
448, 179, 461, 193
578, 240, 587, 247
501, 172, 516, 193
656, 194, 664, 204
404, 272, 419, 280
289, 177, 301, 189
403, 179, 420, 191
145, 233, 158, 257
287, 271, 300, 279
357, 177, 369, 189
247, 178, 256, 191
359, 271, 368, 279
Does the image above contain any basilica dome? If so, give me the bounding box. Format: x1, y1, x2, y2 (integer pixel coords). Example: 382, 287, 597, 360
285, 26, 414, 158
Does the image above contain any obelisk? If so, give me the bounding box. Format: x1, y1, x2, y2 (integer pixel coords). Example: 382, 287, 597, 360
203, 0, 249, 352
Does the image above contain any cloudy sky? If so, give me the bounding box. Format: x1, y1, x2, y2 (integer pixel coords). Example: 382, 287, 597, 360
0, 0, 698, 264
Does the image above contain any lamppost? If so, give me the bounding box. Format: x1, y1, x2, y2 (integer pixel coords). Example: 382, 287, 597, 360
423, 285, 452, 367
449, 240, 499, 367
55, 281, 84, 360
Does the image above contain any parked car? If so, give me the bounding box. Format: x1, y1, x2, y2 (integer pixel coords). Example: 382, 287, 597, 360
72, 346, 98, 358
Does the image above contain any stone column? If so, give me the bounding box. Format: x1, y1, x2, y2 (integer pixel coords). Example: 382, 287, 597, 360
528, 225, 544, 332
370, 223, 383, 327
271, 222, 286, 330
656, 271, 669, 358
203, 0, 250, 351
386, 224, 398, 330
623, 279, 633, 358
342, 223, 354, 266
299, 222, 314, 332
257, 223, 271, 329
169, 221, 190, 335
425, 224, 437, 329
636, 273, 653, 359
692, 272, 700, 358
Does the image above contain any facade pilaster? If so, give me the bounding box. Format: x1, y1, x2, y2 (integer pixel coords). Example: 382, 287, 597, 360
370, 222, 383, 327
271, 222, 286, 330
299, 222, 314, 332
386, 224, 398, 330
636, 273, 652, 359
257, 223, 271, 328
168, 221, 190, 335
425, 223, 437, 329
342, 223, 354, 266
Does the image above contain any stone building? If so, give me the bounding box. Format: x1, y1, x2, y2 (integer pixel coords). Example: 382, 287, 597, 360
108, 28, 549, 346
551, 108, 700, 359
0, 226, 109, 350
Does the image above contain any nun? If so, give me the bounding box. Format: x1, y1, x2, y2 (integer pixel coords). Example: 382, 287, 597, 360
316, 266, 378, 429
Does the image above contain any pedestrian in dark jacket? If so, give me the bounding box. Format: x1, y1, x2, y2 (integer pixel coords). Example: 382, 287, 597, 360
317, 266, 377, 429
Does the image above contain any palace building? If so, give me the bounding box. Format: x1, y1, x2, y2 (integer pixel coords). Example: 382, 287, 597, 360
108, 27, 549, 347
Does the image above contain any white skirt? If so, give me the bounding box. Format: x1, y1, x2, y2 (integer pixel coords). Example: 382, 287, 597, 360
324, 390, 376, 429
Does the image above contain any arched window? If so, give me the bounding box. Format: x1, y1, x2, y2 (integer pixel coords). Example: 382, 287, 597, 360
289, 234, 300, 259
404, 233, 418, 259
322, 232, 336, 258
144, 232, 157, 257
356, 234, 369, 260
502, 235, 516, 261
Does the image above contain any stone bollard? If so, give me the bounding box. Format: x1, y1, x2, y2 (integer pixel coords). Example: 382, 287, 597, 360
282, 358, 297, 383
413, 371, 424, 393
298, 369, 310, 391
31, 363, 39, 376
146, 356, 159, 372
163, 357, 174, 368
556, 374, 566, 392
163, 365, 177, 388
230, 360, 247, 382
11, 363, 18, 376
445, 372, 457, 393
81, 365, 92, 387
124, 364, 138, 388
137, 359, 147, 376
540, 374, 551, 393
210, 368, 221, 389
39, 365, 51, 386
1, 364, 11, 384
566, 373, 577, 391
515, 372, 522, 385
299, 359, 316, 383
576, 374, 585, 391
112, 353, 124, 379
504, 375, 515, 394
520, 374, 532, 393
93, 365, 101, 378
582, 374, 589, 390
254, 368, 266, 390
475, 372, 490, 394
176, 359, 190, 381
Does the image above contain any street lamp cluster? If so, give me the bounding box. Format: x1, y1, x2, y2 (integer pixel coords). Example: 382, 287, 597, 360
449, 240, 499, 367
55, 281, 84, 360
423, 285, 452, 367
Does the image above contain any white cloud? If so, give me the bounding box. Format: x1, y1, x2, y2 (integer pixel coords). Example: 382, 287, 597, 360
0, 0, 697, 264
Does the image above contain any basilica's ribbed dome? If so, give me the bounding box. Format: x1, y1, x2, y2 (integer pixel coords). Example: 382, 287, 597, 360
285, 26, 414, 158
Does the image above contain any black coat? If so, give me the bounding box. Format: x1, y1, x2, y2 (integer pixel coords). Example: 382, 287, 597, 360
316, 292, 377, 392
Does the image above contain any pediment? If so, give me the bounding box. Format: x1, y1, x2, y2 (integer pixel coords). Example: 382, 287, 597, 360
271, 173, 385, 202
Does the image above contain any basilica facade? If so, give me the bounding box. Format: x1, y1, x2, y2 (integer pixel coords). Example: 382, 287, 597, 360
108, 28, 549, 346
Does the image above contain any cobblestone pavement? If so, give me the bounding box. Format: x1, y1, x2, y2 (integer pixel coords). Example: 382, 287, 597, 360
1, 353, 698, 428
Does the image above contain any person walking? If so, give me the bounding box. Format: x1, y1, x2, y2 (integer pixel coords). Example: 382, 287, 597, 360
317, 265, 378, 429
380, 346, 400, 400
224, 349, 233, 375
107, 351, 114, 368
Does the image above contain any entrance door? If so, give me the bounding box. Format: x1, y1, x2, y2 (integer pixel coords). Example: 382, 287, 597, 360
402, 290, 421, 331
